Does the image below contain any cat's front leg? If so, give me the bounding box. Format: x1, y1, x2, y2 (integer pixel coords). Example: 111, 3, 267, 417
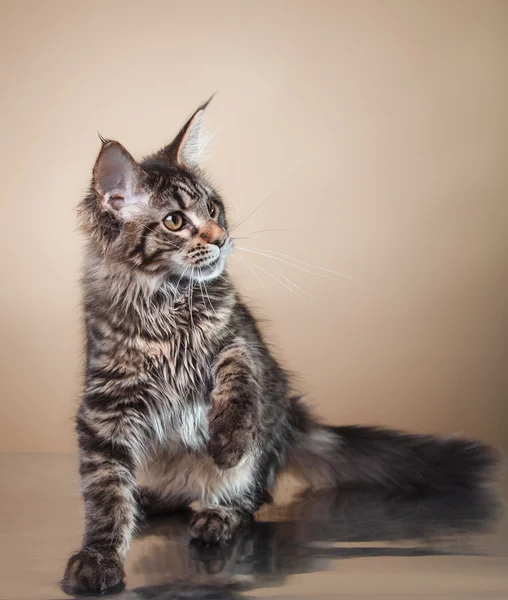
207, 340, 261, 469
62, 405, 141, 595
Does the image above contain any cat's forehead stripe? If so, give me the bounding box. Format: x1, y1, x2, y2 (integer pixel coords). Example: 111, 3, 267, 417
172, 181, 209, 210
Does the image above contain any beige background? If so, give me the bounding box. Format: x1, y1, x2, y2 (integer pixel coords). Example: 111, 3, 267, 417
0, 0, 507, 453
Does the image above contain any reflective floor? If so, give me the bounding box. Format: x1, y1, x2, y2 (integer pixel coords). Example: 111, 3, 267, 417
1, 454, 507, 599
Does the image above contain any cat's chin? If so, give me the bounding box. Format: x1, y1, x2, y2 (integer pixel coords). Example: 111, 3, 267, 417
193, 257, 227, 282
172, 257, 226, 284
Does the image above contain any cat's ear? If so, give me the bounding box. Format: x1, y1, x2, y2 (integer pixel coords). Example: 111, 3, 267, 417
160, 96, 214, 169
93, 140, 148, 218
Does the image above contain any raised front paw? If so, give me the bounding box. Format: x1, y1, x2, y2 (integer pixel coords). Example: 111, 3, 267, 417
61, 548, 125, 595
207, 422, 256, 469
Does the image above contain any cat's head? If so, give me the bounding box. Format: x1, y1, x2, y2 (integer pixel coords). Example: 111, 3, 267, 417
80, 98, 232, 283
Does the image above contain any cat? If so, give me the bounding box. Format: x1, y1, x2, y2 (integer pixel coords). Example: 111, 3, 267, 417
62, 99, 498, 595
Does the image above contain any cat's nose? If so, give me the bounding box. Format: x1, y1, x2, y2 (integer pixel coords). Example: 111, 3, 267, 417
199, 222, 226, 247
212, 235, 226, 248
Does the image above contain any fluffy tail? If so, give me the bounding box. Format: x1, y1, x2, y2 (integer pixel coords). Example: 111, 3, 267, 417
288, 399, 500, 494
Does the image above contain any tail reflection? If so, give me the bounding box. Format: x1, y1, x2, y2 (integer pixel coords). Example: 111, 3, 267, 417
126, 487, 501, 599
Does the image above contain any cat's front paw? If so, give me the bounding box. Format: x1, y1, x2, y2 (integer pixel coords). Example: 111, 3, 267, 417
190, 508, 241, 544
207, 423, 256, 469
61, 548, 125, 595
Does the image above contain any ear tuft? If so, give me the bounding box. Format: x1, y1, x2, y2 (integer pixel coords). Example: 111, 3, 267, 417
97, 132, 111, 146
160, 96, 215, 168
93, 142, 148, 218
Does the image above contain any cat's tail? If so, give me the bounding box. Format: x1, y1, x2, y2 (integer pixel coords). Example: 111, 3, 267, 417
287, 397, 500, 494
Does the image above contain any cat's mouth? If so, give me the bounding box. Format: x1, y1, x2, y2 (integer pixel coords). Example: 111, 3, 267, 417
197, 239, 232, 265
186, 242, 232, 281
176, 238, 232, 282
191, 255, 226, 281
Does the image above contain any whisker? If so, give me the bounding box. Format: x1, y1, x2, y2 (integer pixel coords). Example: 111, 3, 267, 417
198, 273, 218, 319
237, 246, 360, 284
226, 198, 241, 223
197, 277, 208, 315
233, 254, 305, 300
200, 271, 259, 348
246, 228, 301, 236
188, 268, 195, 328
229, 160, 306, 234
272, 263, 311, 299
176, 266, 189, 291
240, 251, 309, 298
235, 254, 267, 293
199, 279, 231, 344
229, 189, 278, 234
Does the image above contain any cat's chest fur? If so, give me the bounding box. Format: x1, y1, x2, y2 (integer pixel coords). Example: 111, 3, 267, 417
86, 276, 234, 454
125, 298, 228, 452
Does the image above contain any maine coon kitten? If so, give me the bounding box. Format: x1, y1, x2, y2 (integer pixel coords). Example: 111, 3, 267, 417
62, 100, 498, 595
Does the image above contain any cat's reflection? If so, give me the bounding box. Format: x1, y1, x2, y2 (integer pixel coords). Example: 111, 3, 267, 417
125, 487, 501, 600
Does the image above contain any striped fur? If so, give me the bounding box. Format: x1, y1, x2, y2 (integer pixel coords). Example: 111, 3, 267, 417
62, 102, 499, 595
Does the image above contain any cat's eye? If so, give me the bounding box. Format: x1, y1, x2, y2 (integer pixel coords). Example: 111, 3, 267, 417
163, 212, 184, 231
207, 199, 218, 218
